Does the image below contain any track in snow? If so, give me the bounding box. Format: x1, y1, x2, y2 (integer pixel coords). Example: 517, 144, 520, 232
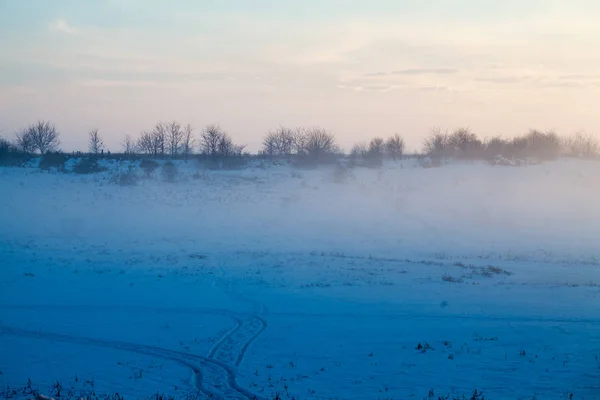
0, 305, 268, 400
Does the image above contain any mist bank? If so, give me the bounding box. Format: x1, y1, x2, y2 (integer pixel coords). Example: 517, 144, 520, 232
1, 158, 599, 263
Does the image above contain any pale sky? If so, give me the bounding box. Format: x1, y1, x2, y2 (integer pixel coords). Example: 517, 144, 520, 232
1, 0, 600, 152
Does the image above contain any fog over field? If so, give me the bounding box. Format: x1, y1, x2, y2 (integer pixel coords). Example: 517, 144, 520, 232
2, 0, 600, 398
1, 159, 600, 399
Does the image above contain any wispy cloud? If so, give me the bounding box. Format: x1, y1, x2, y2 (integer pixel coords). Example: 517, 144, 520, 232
392, 68, 459, 75
362, 72, 388, 77
50, 19, 80, 35
558, 74, 600, 81
474, 76, 530, 84
418, 85, 456, 92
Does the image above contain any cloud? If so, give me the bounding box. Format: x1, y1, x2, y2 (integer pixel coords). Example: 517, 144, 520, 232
418, 85, 456, 92
51, 19, 80, 35
363, 72, 388, 77
392, 68, 459, 75
474, 76, 529, 84
558, 74, 600, 81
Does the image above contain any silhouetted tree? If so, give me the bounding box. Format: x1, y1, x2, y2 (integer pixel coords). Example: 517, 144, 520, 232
297, 127, 337, 160
181, 124, 195, 161
368, 137, 385, 157
199, 124, 245, 156
122, 134, 137, 156
14, 129, 35, 154
166, 121, 183, 158
152, 122, 167, 157
448, 128, 483, 159
88, 129, 104, 155
385, 134, 405, 159
262, 127, 296, 157
16, 121, 60, 154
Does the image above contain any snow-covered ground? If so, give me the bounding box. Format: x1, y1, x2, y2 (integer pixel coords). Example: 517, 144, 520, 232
1, 158, 600, 399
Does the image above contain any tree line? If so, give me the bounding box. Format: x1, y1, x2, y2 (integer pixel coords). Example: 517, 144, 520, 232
1, 120, 599, 163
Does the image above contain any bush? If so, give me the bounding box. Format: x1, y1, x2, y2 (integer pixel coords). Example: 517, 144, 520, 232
0, 137, 11, 155
39, 152, 69, 172
447, 128, 483, 159
563, 132, 600, 158
0, 137, 32, 166
112, 166, 139, 186
161, 161, 178, 182
0, 152, 31, 167
73, 157, 107, 174
350, 143, 368, 158
422, 129, 450, 159
483, 137, 510, 160
385, 134, 405, 160
366, 137, 385, 166
140, 159, 160, 177
197, 155, 248, 170
510, 130, 561, 160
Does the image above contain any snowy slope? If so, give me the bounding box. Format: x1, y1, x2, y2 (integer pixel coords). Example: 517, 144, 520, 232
1, 159, 600, 399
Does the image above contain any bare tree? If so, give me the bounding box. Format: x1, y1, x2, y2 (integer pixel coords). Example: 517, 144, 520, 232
368, 137, 385, 157
300, 127, 337, 159
350, 142, 368, 158
385, 134, 405, 159
199, 124, 224, 156
137, 131, 159, 156
563, 132, 599, 158
165, 121, 183, 158
447, 128, 482, 159
483, 136, 509, 159
262, 127, 296, 157
88, 129, 104, 155
199, 124, 245, 157
422, 128, 450, 157
122, 134, 137, 155
152, 122, 167, 158
14, 129, 36, 154
19, 121, 60, 154
220, 135, 246, 156
293, 128, 309, 156
181, 124, 195, 161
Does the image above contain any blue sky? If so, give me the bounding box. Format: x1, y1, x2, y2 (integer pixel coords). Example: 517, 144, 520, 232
1, 0, 600, 151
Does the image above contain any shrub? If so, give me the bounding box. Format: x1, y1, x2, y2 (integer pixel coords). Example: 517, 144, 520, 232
161, 161, 178, 182
140, 159, 160, 177
0, 137, 11, 155
0, 152, 31, 167
510, 130, 561, 160
112, 166, 139, 186
366, 137, 385, 166
73, 157, 107, 174
423, 129, 450, 159
385, 134, 405, 160
39, 152, 69, 172
447, 128, 483, 159
350, 143, 368, 159
563, 132, 600, 158
483, 137, 510, 160
0, 137, 32, 167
